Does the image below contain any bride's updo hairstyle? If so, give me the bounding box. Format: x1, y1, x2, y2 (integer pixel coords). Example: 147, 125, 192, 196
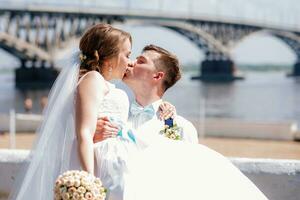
79, 23, 132, 77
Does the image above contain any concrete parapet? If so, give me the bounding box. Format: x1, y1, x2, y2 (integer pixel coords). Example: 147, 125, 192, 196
0, 149, 300, 200
0, 113, 42, 132
231, 158, 300, 200
0, 149, 29, 199
201, 118, 298, 140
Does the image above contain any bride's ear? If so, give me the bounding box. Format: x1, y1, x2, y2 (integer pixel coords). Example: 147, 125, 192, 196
104, 58, 117, 69
103, 60, 109, 67
103, 60, 113, 70
153, 71, 164, 81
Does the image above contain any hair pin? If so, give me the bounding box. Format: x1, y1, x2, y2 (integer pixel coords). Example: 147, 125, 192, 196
79, 53, 87, 62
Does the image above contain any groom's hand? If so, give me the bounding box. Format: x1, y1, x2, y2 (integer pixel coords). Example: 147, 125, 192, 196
159, 101, 176, 120
93, 116, 119, 143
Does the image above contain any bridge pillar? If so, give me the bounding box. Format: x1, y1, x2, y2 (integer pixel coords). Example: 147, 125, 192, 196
15, 60, 59, 90
291, 61, 300, 76
192, 59, 244, 81
20, 59, 26, 68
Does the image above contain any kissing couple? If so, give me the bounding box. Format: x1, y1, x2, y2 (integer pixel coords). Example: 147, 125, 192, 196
9, 23, 268, 200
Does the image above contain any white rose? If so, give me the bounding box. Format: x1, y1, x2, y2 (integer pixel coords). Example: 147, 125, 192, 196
72, 192, 80, 200
84, 192, 93, 200
56, 179, 63, 187
62, 178, 69, 185
64, 172, 71, 177
85, 184, 93, 191
80, 180, 88, 187
66, 179, 75, 187
54, 194, 61, 200
74, 180, 81, 187
68, 187, 77, 194
77, 186, 86, 194
62, 192, 70, 200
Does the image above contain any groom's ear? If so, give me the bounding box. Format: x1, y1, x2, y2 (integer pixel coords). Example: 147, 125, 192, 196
153, 71, 164, 81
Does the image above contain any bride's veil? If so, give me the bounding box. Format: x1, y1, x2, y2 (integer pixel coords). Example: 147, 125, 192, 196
9, 52, 81, 199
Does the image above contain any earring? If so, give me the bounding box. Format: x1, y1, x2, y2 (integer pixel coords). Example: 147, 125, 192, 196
108, 67, 112, 77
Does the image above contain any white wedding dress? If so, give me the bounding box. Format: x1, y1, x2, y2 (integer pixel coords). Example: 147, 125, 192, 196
8, 56, 268, 200
92, 81, 268, 200
93, 82, 136, 200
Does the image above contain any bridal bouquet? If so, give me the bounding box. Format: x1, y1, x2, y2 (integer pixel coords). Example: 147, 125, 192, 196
54, 170, 107, 200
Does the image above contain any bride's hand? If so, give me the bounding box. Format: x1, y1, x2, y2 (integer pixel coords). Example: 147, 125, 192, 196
93, 116, 119, 143
159, 101, 177, 120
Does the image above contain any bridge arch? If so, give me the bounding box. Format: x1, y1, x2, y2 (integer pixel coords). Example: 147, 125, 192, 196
232, 29, 300, 74
0, 32, 51, 66
233, 29, 300, 59
123, 20, 230, 60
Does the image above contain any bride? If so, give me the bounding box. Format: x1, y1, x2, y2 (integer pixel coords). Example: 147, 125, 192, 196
9, 23, 268, 200
8, 23, 134, 200
8, 23, 172, 200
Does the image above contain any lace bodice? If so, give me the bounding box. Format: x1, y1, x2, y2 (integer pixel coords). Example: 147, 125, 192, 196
97, 82, 129, 124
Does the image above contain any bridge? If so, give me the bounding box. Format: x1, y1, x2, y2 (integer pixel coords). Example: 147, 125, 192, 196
0, 0, 300, 87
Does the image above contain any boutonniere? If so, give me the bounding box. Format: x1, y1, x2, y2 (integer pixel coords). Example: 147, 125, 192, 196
159, 118, 183, 140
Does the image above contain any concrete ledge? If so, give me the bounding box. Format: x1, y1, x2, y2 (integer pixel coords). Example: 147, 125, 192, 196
0, 149, 29, 197
1, 150, 300, 200
231, 158, 300, 200
295, 131, 300, 141
202, 118, 298, 140
0, 114, 42, 132
231, 157, 300, 175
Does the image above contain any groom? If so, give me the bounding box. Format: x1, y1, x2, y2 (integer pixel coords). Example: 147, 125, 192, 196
94, 44, 198, 143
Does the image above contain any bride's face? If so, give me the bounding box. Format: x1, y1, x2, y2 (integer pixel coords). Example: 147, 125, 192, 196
110, 38, 132, 79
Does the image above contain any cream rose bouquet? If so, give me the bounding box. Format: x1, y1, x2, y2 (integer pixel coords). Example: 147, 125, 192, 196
54, 170, 107, 200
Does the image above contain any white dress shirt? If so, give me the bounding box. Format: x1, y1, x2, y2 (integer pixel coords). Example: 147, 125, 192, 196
129, 99, 198, 143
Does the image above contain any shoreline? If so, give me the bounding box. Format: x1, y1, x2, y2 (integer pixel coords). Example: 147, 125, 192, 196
1, 132, 300, 160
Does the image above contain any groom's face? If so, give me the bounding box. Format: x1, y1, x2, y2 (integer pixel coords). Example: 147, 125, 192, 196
123, 50, 160, 88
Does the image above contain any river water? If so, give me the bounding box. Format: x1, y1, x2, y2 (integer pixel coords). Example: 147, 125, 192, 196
0, 69, 299, 125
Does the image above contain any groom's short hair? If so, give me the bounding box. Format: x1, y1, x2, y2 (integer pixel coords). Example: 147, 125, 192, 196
142, 44, 181, 92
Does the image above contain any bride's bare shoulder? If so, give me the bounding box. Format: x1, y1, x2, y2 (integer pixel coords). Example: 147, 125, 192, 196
79, 71, 105, 83
77, 71, 108, 94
